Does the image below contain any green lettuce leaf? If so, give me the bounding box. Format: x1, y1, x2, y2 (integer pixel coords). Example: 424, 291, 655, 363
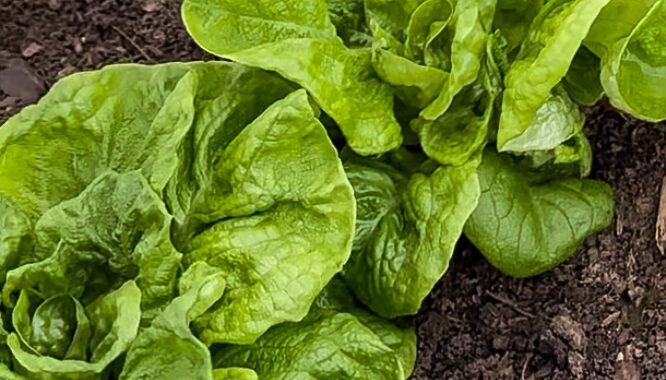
213, 368, 258, 380
173, 90, 356, 345
367, 0, 451, 109
182, 0, 403, 155
492, 0, 544, 52
119, 263, 226, 380
342, 157, 479, 317
212, 279, 414, 380
0, 198, 32, 282
0, 63, 203, 223
585, 0, 666, 121
497, 0, 610, 150
313, 278, 417, 377
562, 47, 604, 106
413, 31, 504, 166
421, 0, 497, 120
464, 150, 614, 278
326, 0, 372, 47
2, 171, 181, 317
500, 86, 585, 153
0, 62, 358, 375
8, 281, 141, 379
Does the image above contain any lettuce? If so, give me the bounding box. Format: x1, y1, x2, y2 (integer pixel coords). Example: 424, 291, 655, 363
10, 0, 666, 377
181, 0, 403, 155
586, 0, 666, 121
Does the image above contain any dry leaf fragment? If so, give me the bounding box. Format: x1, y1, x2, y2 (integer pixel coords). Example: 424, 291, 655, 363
657, 176, 666, 255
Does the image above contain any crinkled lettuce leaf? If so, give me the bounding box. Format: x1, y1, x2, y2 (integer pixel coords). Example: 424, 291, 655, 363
172, 90, 356, 345
497, 0, 610, 151
213, 368, 258, 380
212, 279, 415, 380
312, 278, 417, 377
342, 156, 479, 317
2, 171, 181, 318
421, 0, 497, 120
500, 86, 585, 153
182, 0, 403, 155
0, 63, 203, 223
464, 149, 614, 278
119, 263, 226, 380
413, 31, 504, 166
0, 62, 358, 375
585, 0, 666, 121
7, 281, 141, 379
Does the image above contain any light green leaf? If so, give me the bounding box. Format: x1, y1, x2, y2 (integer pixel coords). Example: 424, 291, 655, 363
497, 0, 610, 150
404, 0, 454, 61
0, 364, 25, 380
372, 49, 448, 108
212, 309, 406, 380
522, 131, 593, 179
8, 281, 141, 379
119, 263, 226, 380
464, 150, 614, 278
173, 91, 356, 345
421, 0, 497, 120
12, 292, 91, 360
0, 63, 204, 223
181, 0, 337, 50
587, 0, 666, 121
182, 0, 403, 155
313, 278, 417, 378
342, 158, 479, 317
414, 31, 504, 166
3, 172, 181, 316
363, 0, 423, 43
0, 197, 32, 283
213, 368, 259, 380
500, 86, 584, 153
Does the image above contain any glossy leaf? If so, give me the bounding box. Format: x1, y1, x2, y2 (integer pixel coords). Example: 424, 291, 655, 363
8, 281, 141, 379
176, 91, 356, 345
119, 263, 226, 380
465, 150, 614, 278
182, 0, 403, 155
587, 0, 666, 121
497, 0, 610, 150
342, 158, 479, 317
3, 171, 181, 316
212, 280, 412, 380
414, 31, 504, 166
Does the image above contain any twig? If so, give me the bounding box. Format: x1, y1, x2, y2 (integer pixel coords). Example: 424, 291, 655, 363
521, 353, 533, 380
657, 176, 666, 255
486, 291, 535, 318
110, 25, 154, 62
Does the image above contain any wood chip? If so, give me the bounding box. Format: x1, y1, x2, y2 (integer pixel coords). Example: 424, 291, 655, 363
601, 311, 621, 327
21, 42, 43, 58
657, 176, 666, 255
141, 0, 163, 13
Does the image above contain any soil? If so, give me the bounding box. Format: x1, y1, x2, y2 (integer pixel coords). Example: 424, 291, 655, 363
1, 1, 664, 379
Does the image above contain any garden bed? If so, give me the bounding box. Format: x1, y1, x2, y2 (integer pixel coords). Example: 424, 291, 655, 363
1, 1, 664, 378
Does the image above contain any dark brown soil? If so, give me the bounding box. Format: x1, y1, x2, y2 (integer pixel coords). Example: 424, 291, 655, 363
2, 1, 665, 379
